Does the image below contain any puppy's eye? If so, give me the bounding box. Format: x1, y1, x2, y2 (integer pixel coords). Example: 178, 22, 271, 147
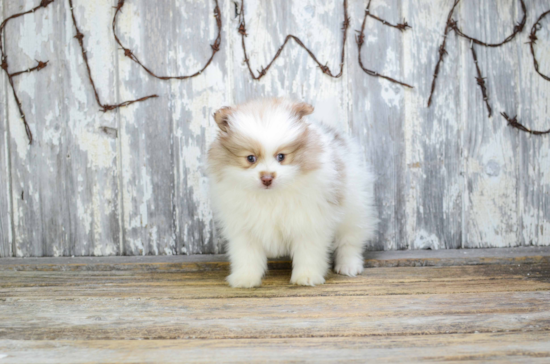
276, 154, 285, 162
247, 155, 257, 163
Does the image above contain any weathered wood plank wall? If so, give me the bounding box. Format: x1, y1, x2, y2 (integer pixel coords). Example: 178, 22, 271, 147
0, 0, 549, 257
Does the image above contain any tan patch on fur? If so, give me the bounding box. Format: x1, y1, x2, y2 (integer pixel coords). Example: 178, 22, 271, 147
213, 106, 234, 132
208, 129, 265, 180
209, 99, 320, 181
291, 102, 314, 120
208, 140, 234, 181
277, 126, 322, 172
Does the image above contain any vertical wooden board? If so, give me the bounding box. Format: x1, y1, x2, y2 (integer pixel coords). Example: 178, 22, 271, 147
347, 0, 407, 250
0, 0, 12, 257
117, 0, 177, 255
6, 0, 121, 257
230, 0, 350, 112
61, 0, 121, 256
402, 0, 463, 249
170, 0, 228, 254
517, 1, 550, 247
0, 89, 10, 258
460, 0, 519, 248
227, 0, 350, 247
5, 0, 57, 256
6, 1, 117, 256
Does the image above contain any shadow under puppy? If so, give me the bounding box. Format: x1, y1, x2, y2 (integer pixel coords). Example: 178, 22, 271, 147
208, 98, 377, 288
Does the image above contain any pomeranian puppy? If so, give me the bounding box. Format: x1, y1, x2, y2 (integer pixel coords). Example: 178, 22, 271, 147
207, 98, 377, 288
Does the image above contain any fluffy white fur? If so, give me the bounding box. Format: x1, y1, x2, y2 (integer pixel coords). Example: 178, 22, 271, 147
207, 98, 377, 288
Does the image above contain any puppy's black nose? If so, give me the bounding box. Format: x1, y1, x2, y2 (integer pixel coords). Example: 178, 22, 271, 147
261, 176, 273, 187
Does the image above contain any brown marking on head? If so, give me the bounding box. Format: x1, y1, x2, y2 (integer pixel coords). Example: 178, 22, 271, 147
291, 102, 314, 120
208, 128, 265, 180
209, 99, 321, 181
276, 126, 322, 172
213, 106, 234, 132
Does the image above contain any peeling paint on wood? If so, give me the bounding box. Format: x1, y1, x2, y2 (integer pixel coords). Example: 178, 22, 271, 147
0, 0, 549, 257
0, 5, 12, 257
462, 1, 520, 248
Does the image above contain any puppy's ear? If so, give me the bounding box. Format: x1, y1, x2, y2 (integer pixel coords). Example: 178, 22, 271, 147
213, 106, 234, 132
292, 102, 314, 120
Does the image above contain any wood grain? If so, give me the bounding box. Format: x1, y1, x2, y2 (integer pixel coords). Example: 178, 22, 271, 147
403, 0, 463, 250
171, 0, 230, 255
116, 0, 177, 255
1, 269, 549, 339
0, 3, 11, 258
2, 291, 550, 340
0, 253, 549, 362
1, 263, 549, 300
0, 259, 548, 362
5, 0, 121, 257
517, 3, 550, 247
1, 246, 549, 271
1, 333, 550, 363
461, 0, 520, 248
348, 0, 406, 250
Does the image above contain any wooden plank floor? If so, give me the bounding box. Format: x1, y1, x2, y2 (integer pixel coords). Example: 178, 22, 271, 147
0, 248, 549, 363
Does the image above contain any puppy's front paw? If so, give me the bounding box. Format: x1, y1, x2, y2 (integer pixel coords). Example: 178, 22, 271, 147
290, 269, 325, 286
226, 271, 262, 288
334, 257, 364, 277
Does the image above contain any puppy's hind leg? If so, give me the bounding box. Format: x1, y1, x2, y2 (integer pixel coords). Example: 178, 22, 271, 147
334, 221, 369, 277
